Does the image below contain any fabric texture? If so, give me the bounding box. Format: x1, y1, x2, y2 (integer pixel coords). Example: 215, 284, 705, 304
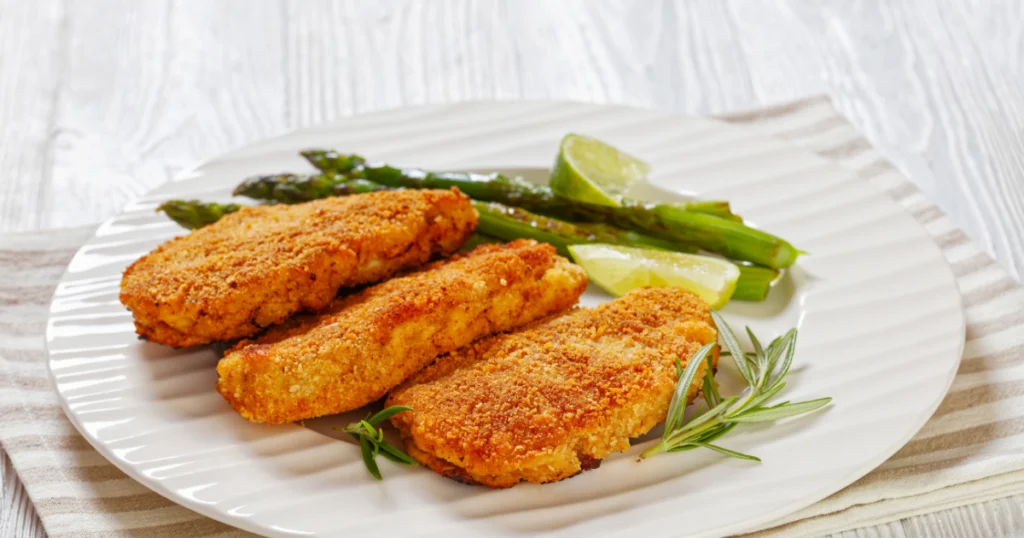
0, 97, 1021, 537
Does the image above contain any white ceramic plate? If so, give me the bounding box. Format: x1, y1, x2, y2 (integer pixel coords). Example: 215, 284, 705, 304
46, 102, 964, 537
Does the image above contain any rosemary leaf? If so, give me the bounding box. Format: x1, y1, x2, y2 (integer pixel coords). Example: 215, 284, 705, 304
746, 326, 767, 377
667, 444, 701, 453
765, 336, 784, 362
335, 405, 416, 480
710, 310, 755, 387
694, 422, 738, 444
644, 312, 832, 466
358, 420, 378, 440
764, 330, 795, 382
378, 440, 418, 466
358, 435, 382, 480
663, 344, 714, 439
730, 398, 832, 423
367, 405, 413, 426
742, 380, 787, 412
692, 442, 761, 462
663, 396, 738, 447
770, 330, 799, 388
702, 354, 722, 408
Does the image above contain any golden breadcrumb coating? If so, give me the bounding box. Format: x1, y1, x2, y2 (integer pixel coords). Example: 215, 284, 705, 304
120, 189, 476, 347
217, 239, 588, 424
387, 287, 718, 488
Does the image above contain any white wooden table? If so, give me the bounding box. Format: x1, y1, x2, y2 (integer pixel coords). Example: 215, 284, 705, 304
2, 1, 1023, 537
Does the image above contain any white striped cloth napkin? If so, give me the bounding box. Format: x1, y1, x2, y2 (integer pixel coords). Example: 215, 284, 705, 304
0, 97, 1021, 538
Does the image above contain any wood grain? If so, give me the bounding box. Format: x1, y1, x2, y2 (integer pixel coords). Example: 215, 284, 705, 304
8, 0, 1019, 277
0, 452, 44, 538
831, 523, 906, 538
42, 0, 288, 229
0, 3, 63, 536
903, 495, 1024, 538
0, 0, 64, 231
2, 1, 1024, 537
780, 0, 1024, 280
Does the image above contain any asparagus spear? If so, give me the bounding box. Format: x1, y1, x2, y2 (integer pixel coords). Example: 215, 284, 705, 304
158, 176, 386, 230
232, 174, 384, 202
296, 151, 799, 268
156, 198, 775, 301
476, 203, 776, 300
187, 174, 695, 258
229, 173, 697, 257
298, 150, 743, 219
157, 200, 241, 229
154, 196, 683, 257
298, 150, 366, 176
474, 201, 694, 257
160, 187, 709, 261
157, 198, 514, 260
677, 200, 742, 222
733, 265, 780, 302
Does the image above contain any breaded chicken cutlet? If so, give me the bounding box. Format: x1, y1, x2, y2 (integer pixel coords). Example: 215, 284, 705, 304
120, 189, 476, 347
387, 287, 719, 488
217, 239, 588, 424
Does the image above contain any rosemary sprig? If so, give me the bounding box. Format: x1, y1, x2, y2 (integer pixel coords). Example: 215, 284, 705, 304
333, 405, 417, 480
641, 310, 832, 461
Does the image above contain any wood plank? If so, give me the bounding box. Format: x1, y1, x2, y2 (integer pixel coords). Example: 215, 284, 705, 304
285, 0, 781, 121
0, 0, 65, 232
40, 0, 288, 229
2, 2, 1023, 537
0, 451, 45, 538
285, 0, 563, 123
903, 495, 1024, 538
780, 0, 1024, 279
724, 1, 826, 104
828, 521, 907, 538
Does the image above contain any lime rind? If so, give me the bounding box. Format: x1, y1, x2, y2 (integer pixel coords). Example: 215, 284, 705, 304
550, 133, 651, 207
568, 244, 740, 308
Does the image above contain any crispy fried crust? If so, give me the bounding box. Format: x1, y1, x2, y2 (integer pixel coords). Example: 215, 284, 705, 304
120, 189, 476, 347
387, 288, 719, 488
216, 239, 588, 424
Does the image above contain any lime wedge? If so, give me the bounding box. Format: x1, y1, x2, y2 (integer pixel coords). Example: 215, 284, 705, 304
568, 244, 740, 308
550, 133, 651, 207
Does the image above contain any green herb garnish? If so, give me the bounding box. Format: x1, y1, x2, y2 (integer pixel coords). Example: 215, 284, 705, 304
642, 310, 832, 461
334, 405, 417, 480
